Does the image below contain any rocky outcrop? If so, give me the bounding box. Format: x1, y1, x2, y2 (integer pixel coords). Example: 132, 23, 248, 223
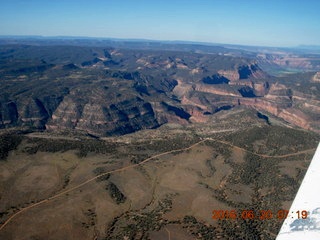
151, 102, 189, 125
195, 84, 241, 97
160, 102, 191, 121
238, 86, 257, 98
265, 83, 292, 105
304, 102, 320, 112
172, 79, 193, 98
229, 80, 270, 97
202, 74, 230, 84
271, 57, 313, 69
184, 105, 209, 123
81, 57, 103, 67
218, 70, 239, 81
244, 64, 267, 79
181, 96, 208, 110
218, 64, 267, 81
253, 82, 270, 96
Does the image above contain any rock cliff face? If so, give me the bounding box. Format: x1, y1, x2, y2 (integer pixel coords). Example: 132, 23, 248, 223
181, 75, 319, 133
268, 57, 314, 69
264, 83, 292, 104
195, 84, 241, 97
253, 82, 270, 96
46, 97, 83, 130
18, 98, 49, 128
257, 53, 320, 73
0, 97, 63, 129
218, 64, 267, 81
238, 97, 311, 130
0, 102, 19, 126
76, 99, 159, 136
239, 98, 280, 116
45, 93, 161, 136
278, 109, 310, 129
218, 70, 240, 81
184, 105, 209, 123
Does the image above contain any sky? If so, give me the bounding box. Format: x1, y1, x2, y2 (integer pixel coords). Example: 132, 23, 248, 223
0, 0, 319, 47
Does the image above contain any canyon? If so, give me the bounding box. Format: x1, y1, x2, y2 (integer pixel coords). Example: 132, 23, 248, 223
1, 44, 319, 136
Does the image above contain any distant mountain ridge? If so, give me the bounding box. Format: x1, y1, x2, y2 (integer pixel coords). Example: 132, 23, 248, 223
2, 36, 320, 74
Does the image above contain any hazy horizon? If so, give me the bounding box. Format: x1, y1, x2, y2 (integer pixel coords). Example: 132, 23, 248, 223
1, 0, 320, 48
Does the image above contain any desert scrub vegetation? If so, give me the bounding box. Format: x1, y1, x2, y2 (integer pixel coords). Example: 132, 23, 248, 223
81, 208, 97, 229
0, 133, 23, 160
93, 167, 112, 182
105, 197, 173, 239
130, 154, 150, 164
224, 125, 319, 155
107, 182, 126, 204
22, 137, 118, 157
145, 135, 201, 153
183, 216, 217, 239
204, 140, 232, 158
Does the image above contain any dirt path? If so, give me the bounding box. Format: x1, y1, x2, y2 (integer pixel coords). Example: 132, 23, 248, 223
0, 138, 315, 232
165, 227, 171, 240
25, 133, 82, 141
